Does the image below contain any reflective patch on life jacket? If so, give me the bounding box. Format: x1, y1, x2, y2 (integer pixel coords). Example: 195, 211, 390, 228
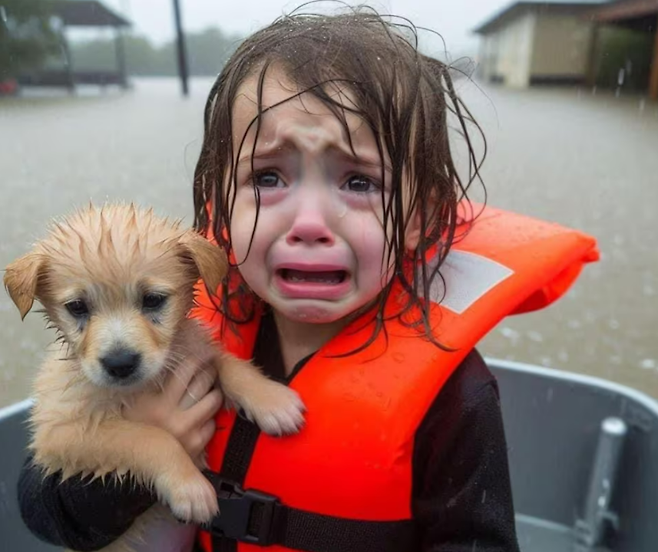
427, 250, 514, 314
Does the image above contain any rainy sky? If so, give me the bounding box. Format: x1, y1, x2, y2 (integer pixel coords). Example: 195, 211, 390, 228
100, 0, 512, 56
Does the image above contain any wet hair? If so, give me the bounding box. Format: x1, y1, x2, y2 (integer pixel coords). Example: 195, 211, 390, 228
192, 4, 486, 350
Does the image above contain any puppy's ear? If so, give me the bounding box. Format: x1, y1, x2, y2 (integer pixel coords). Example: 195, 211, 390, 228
4, 252, 46, 320
178, 231, 228, 294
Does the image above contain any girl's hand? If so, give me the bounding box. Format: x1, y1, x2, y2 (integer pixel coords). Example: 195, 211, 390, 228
123, 357, 223, 465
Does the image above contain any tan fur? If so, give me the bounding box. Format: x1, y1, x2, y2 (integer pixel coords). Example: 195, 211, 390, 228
4, 203, 305, 552
4, 251, 45, 319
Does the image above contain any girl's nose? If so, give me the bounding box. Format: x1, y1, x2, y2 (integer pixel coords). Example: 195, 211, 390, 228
286, 200, 335, 246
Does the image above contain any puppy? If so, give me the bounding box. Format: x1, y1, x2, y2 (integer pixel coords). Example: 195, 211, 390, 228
4, 203, 305, 552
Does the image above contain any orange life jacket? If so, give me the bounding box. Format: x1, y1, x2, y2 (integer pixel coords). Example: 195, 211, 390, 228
192, 205, 599, 552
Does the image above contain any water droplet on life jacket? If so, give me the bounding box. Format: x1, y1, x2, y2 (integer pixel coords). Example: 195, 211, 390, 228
393, 352, 405, 363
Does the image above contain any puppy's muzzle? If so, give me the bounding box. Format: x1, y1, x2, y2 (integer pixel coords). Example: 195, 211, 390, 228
100, 349, 142, 381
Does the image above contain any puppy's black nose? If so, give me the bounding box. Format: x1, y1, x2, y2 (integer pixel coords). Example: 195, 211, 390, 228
100, 350, 141, 380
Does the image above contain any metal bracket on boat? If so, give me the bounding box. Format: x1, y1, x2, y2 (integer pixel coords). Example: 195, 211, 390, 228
573, 417, 627, 550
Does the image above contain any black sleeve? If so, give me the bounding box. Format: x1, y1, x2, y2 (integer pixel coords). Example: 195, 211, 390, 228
412, 350, 520, 552
18, 456, 156, 551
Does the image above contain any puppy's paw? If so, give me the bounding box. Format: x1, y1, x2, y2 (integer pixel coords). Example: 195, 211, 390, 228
158, 472, 218, 524
241, 382, 306, 436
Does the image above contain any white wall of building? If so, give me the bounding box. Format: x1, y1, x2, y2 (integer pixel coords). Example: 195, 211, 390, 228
530, 13, 595, 78
480, 10, 537, 88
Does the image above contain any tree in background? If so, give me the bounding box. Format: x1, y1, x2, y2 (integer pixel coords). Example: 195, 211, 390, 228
70, 27, 241, 77
0, 0, 60, 80
186, 28, 241, 76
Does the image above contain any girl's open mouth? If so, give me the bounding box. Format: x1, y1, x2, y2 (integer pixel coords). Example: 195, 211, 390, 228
278, 268, 348, 284
274, 268, 351, 300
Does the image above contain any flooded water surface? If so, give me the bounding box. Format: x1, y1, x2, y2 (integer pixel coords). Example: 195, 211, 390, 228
0, 78, 657, 407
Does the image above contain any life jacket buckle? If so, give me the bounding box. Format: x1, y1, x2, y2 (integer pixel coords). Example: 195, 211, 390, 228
203, 470, 280, 546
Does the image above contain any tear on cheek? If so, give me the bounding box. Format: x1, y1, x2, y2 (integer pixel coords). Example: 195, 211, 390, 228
335, 202, 348, 219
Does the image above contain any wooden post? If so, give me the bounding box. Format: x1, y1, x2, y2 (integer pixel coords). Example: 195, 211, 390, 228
172, 0, 189, 97
650, 28, 658, 100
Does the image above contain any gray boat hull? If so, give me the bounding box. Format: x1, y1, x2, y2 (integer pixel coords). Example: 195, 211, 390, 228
495, 359, 658, 552
1, 359, 656, 551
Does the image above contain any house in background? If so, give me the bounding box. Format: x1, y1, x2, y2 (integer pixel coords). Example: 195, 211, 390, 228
474, 0, 610, 87
17, 0, 131, 92
474, 0, 658, 99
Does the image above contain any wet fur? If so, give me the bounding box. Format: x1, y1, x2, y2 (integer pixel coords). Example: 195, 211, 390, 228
4, 204, 305, 552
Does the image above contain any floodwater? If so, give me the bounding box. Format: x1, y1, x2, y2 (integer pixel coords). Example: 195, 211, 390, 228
0, 78, 657, 408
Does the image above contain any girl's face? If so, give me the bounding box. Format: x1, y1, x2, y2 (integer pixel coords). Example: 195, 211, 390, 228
227, 68, 419, 328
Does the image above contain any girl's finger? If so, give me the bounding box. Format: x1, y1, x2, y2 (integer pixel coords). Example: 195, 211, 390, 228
165, 355, 211, 403
182, 388, 224, 428
187, 419, 217, 462
180, 367, 216, 410
199, 418, 217, 449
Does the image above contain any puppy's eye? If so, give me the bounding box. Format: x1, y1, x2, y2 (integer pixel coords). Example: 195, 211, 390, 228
142, 293, 167, 311
65, 299, 89, 318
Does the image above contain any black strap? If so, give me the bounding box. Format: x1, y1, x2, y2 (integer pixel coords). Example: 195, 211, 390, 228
204, 471, 417, 552
218, 414, 261, 483
270, 506, 416, 552
212, 413, 261, 552
210, 311, 280, 552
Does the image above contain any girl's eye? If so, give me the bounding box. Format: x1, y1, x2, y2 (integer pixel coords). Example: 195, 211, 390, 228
65, 299, 89, 318
142, 293, 167, 311
344, 175, 378, 193
253, 171, 282, 188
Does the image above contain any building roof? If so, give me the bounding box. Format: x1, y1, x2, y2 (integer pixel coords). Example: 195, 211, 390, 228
51, 0, 131, 28
473, 0, 610, 34
591, 0, 658, 22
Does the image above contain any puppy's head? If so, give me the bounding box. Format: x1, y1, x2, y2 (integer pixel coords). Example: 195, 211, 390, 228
4, 203, 227, 389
